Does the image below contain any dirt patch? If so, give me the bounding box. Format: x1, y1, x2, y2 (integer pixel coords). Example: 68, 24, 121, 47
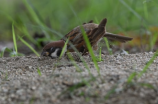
0, 52, 158, 104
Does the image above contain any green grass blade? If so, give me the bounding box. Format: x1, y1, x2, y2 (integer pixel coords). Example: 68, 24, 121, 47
0, 47, 6, 57
61, 40, 91, 75
66, 52, 92, 76
119, 0, 142, 20
22, 0, 42, 26
149, 32, 158, 51
58, 37, 92, 75
143, 1, 148, 19
66, 52, 82, 72
127, 72, 137, 83
16, 24, 36, 44
99, 47, 102, 61
138, 50, 158, 77
80, 26, 100, 75
12, 24, 18, 54
0, 47, 12, 57
61, 77, 95, 96
127, 50, 158, 82
104, 85, 117, 100
22, 0, 50, 39
138, 83, 154, 89
59, 38, 69, 59
104, 37, 113, 55
18, 36, 40, 57
5, 72, 8, 80
37, 67, 42, 76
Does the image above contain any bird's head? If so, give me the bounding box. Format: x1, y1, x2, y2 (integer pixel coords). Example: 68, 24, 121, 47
41, 40, 66, 58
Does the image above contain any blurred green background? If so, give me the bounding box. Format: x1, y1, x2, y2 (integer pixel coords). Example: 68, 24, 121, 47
0, 0, 158, 55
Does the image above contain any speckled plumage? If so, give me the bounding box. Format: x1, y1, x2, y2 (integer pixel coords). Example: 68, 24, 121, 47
62, 18, 107, 54
41, 18, 133, 58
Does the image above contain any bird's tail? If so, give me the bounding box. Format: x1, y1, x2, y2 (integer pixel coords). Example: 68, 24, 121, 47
98, 18, 107, 28
91, 18, 107, 39
104, 32, 133, 42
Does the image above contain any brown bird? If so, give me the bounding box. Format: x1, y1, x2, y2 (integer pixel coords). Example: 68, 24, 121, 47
41, 18, 132, 58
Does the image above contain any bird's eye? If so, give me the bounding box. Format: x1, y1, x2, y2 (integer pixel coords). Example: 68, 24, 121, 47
49, 47, 56, 53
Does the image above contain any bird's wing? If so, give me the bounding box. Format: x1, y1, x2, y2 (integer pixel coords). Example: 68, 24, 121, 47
62, 18, 107, 53
65, 28, 94, 52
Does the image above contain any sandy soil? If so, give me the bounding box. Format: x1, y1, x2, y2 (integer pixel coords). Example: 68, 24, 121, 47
0, 52, 158, 104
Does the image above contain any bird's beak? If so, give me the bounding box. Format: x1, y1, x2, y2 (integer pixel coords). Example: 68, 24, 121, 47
41, 51, 49, 56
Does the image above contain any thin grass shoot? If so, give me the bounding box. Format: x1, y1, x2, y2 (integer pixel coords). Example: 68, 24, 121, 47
59, 38, 69, 59
37, 67, 42, 76
80, 26, 100, 75
18, 36, 40, 57
104, 37, 113, 55
12, 24, 18, 55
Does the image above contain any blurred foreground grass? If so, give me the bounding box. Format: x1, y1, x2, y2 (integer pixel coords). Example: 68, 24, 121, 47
0, 0, 158, 52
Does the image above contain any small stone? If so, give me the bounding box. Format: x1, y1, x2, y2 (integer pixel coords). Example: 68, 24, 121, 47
10, 93, 16, 98
2, 88, 8, 93
120, 50, 128, 55
16, 89, 24, 95
31, 86, 36, 90
116, 60, 121, 65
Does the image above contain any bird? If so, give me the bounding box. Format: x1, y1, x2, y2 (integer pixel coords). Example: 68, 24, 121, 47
41, 18, 133, 58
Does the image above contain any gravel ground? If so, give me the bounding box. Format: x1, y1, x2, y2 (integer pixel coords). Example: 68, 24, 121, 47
0, 52, 158, 104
